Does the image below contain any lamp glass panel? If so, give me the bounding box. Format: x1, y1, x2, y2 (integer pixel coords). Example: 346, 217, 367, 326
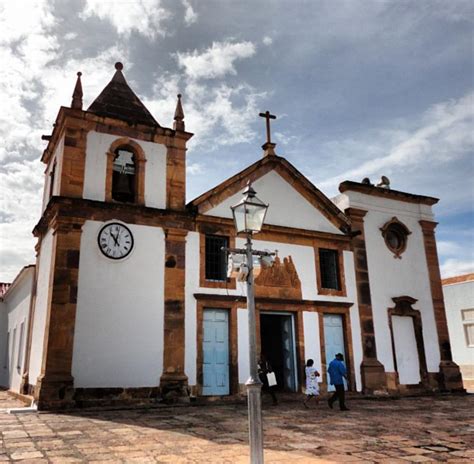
232, 204, 247, 233
245, 204, 267, 232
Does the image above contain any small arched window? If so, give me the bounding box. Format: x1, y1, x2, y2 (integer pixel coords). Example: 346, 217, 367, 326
106, 138, 146, 205
112, 147, 136, 203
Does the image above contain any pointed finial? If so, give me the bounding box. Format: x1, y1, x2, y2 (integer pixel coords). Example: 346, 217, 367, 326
71, 71, 83, 110
174, 93, 185, 131
111, 61, 127, 84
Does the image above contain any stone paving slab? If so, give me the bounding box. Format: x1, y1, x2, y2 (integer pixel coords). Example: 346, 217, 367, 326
0, 393, 472, 462
0, 392, 27, 411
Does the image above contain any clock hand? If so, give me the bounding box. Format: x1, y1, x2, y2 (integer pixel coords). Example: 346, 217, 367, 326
111, 232, 119, 246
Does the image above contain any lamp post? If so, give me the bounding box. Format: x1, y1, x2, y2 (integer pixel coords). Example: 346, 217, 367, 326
231, 182, 269, 464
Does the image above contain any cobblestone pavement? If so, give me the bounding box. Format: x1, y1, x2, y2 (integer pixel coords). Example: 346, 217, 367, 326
0, 393, 473, 463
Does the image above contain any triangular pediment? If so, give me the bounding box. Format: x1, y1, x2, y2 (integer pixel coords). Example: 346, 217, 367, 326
189, 156, 350, 234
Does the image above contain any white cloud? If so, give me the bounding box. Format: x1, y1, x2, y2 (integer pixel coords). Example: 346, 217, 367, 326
187, 163, 203, 175
145, 40, 264, 150
182, 0, 198, 25
441, 259, 474, 279
81, 0, 172, 39
319, 92, 474, 191
176, 41, 256, 80
64, 32, 78, 40
275, 132, 300, 146
262, 36, 273, 46
146, 78, 266, 150
0, 0, 59, 163
437, 240, 462, 256
0, 0, 131, 281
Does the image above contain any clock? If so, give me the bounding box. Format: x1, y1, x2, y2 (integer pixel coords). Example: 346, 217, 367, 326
97, 222, 134, 260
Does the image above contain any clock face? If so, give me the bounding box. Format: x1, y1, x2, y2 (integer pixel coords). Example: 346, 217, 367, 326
98, 222, 134, 260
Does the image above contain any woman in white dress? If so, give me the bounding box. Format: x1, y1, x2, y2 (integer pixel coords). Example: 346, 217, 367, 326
304, 359, 320, 408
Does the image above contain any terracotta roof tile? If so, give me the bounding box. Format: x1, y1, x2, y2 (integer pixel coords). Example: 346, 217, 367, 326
442, 273, 474, 286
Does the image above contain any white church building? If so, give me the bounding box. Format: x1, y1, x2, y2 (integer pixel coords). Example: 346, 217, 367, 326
0, 63, 463, 409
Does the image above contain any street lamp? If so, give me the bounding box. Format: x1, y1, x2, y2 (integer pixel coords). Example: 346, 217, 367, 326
231, 182, 268, 464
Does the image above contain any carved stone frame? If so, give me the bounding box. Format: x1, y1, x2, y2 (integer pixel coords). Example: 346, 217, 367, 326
198, 227, 236, 290
105, 137, 146, 205
318, 307, 356, 393
380, 217, 411, 259
388, 296, 429, 389
195, 300, 238, 397
315, 245, 347, 297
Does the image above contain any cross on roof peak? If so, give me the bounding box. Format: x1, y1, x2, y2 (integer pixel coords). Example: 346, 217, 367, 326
259, 110, 276, 145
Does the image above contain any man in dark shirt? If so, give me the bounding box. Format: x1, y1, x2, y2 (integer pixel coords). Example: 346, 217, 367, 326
327, 353, 349, 411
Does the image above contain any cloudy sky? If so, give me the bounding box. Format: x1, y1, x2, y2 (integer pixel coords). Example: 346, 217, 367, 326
0, 0, 473, 282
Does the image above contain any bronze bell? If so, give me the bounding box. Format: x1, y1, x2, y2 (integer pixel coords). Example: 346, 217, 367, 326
112, 172, 135, 202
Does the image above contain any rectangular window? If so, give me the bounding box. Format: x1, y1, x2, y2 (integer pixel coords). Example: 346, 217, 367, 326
319, 248, 340, 290
205, 235, 229, 281
462, 309, 474, 347
17, 322, 25, 371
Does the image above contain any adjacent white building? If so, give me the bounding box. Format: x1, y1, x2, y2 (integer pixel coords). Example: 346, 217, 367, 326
443, 274, 474, 391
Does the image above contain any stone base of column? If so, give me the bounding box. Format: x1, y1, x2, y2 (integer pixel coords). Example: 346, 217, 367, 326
159, 372, 189, 403
360, 358, 387, 394
438, 361, 464, 391
34, 374, 75, 410
19, 373, 30, 396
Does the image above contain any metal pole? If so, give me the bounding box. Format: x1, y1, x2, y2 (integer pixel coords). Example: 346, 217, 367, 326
245, 233, 264, 464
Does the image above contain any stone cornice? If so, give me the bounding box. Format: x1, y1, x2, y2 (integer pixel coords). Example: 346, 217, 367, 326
33, 197, 195, 237
339, 181, 438, 206
41, 107, 193, 164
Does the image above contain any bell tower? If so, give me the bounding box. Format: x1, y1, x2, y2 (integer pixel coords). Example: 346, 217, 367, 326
26, 63, 193, 409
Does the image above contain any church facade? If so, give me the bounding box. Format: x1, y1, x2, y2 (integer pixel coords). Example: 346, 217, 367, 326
0, 63, 463, 409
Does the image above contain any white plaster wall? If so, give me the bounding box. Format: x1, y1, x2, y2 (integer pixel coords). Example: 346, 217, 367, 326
333, 192, 435, 222
72, 220, 165, 387
206, 171, 343, 234
2, 269, 34, 392
28, 230, 54, 385
184, 232, 199, 386
144, 141, 167, 209
83, 131, 167, 209
344, 251, 363, 391
444, 280, 474, 367
0, 301, 7, 387
341, 192, 440, 374
189, 235, 357, 304
238, 308, 250, 384
303, 312, 322, 384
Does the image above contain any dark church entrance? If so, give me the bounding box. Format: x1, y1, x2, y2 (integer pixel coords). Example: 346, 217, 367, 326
260, 312, 298, 392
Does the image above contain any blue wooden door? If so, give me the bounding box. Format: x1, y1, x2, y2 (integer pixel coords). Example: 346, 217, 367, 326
281, 316, 297, 392
202, 309, 229, 396
323, 314, 347, 392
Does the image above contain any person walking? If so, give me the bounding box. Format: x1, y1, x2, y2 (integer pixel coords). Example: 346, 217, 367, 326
258, 354, 278, 405
327, 353, 349, 411
303, 359, 320, 408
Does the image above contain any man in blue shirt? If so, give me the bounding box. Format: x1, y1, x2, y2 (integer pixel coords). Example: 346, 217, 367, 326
327, 353, 349, 411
